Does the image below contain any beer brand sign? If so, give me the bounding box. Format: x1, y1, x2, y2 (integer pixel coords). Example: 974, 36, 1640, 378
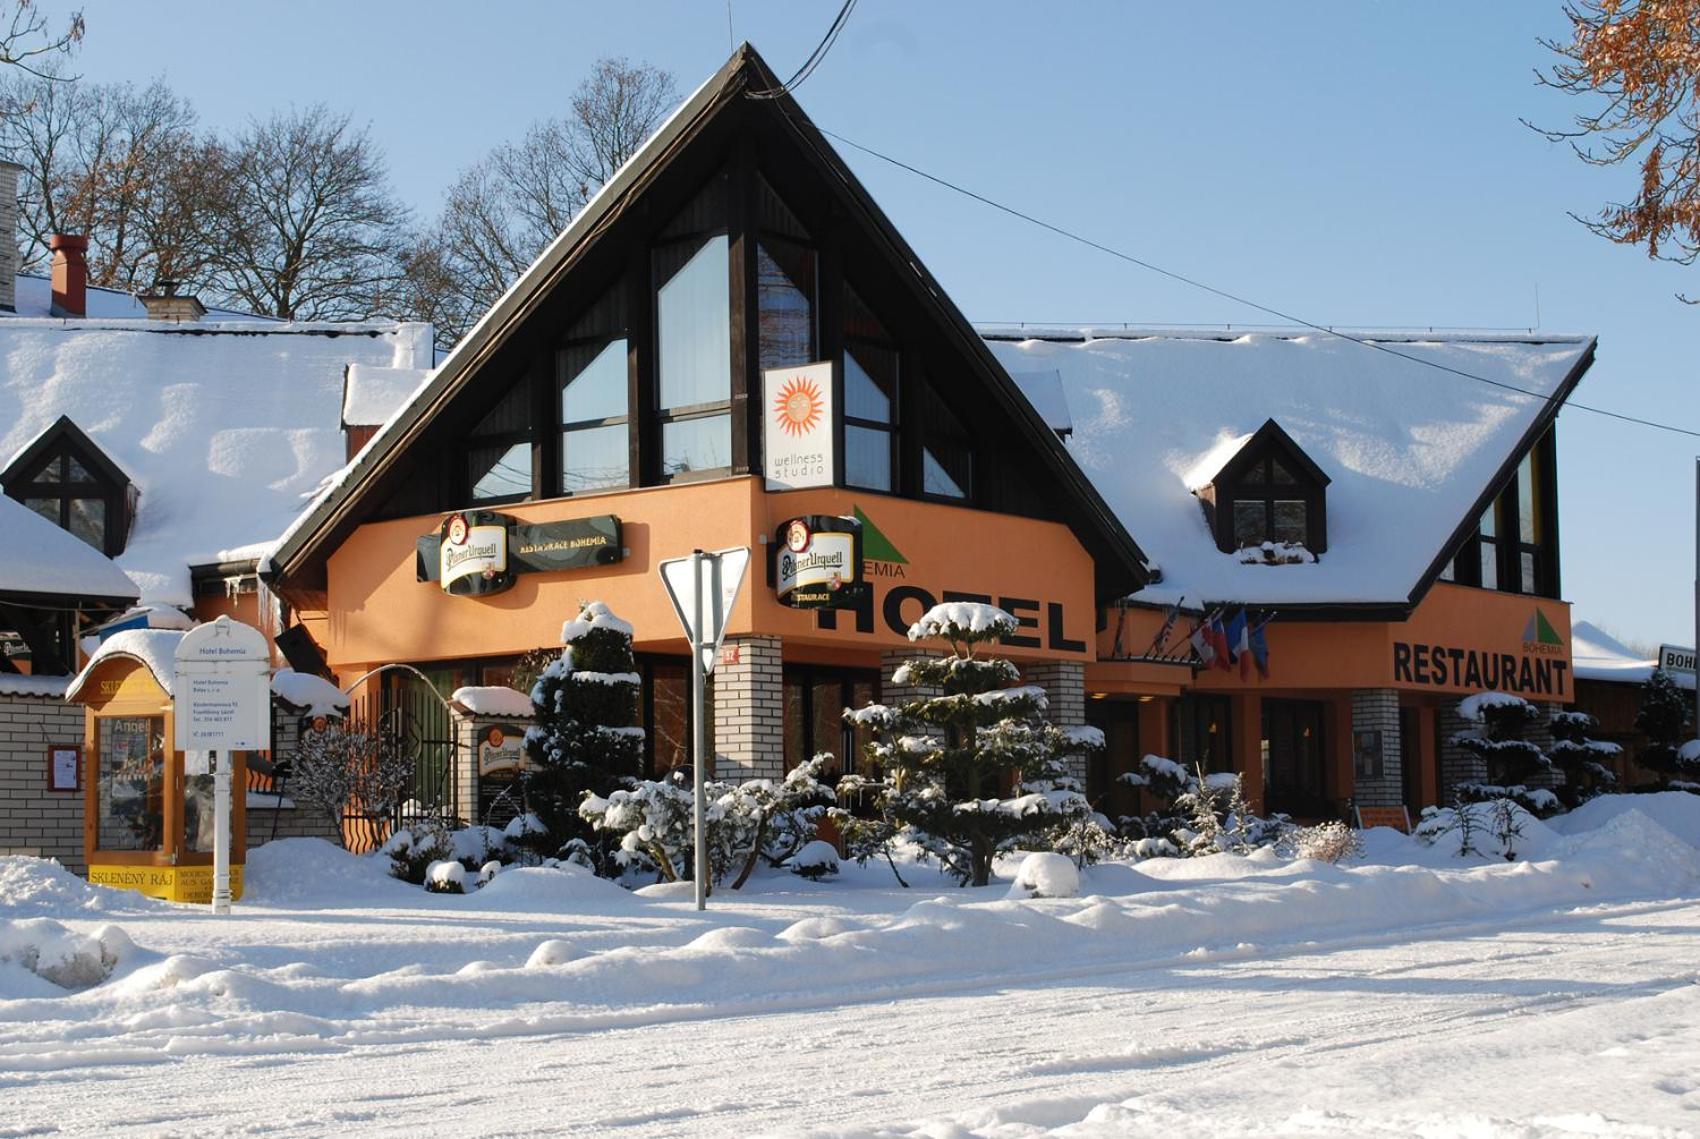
763, 362, 835, 491
775, 515, 867, 610
417, 513, 623, 597
438, 511, 512, 596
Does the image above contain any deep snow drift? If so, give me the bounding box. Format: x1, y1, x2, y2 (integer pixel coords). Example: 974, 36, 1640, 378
3, 793, 1698, 1136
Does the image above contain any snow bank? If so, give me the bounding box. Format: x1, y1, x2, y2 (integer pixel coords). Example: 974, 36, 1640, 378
0, 856, 157, 918
1010, 852, 1081, 899
449, 685, 534, 717
242, 838, 415, 906
0, 919, 134, 992
1548, 791, 1700, 851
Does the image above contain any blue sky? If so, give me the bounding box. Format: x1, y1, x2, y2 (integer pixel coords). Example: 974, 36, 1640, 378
65, 1, 1698, 651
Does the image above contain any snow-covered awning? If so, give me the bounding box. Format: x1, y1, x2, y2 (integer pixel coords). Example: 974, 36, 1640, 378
64, 627, 185, 701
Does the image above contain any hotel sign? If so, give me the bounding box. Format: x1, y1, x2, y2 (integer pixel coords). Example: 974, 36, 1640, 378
417, 513, 623, 597
775, 515, 867, 610
764, 362, 835, 491
1658, 644, 1696, 676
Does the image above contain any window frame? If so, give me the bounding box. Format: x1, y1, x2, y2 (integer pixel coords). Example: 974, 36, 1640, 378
557, 289, 633, 496
464, 381, 537, 506
842, 286, 901, 495
1212, 451, 1326, 554
3, 426, 131, 557
651, 173, 736, 486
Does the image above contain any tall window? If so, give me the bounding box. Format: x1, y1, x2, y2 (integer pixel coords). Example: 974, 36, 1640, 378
921, 383, 971, 499
1513, 448, 1544, 594
654, 175, 731, 481
844, 286, 898, 493
559, 287, 630, 494
1447, 429, 1557, 597
755, 176, 816, 373
1477, 502, 1500, 590
467, 381, 533, 502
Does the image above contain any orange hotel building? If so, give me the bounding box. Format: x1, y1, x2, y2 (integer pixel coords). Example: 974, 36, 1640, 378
263, 46, 1599, 824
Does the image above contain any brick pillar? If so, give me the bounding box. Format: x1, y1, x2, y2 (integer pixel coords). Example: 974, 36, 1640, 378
1349, 689, 1403, 809
714, 635, 784, 781
1023, 660, 1088, 784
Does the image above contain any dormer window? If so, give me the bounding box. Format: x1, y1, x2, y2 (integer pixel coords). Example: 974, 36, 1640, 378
1196, 419, 1329, 557
1, 416, 135, 557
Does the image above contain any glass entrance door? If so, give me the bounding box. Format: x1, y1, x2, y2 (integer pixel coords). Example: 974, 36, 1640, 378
1262, 699, 1328, 818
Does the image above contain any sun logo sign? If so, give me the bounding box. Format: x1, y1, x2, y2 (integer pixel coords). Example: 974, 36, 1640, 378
774, 375, 824, 437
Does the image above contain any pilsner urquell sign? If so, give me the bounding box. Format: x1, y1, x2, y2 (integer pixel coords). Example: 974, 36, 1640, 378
775, 515, 867, 610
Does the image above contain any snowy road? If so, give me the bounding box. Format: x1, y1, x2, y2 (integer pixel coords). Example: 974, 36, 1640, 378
9, 896, 1699, 1137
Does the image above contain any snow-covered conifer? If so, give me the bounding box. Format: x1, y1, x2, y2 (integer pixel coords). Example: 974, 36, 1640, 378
1635, 670, 1697, 786
838, 602, 1094, 887
522, 601, 643, 866
1449, 692, 1557, 816
1547, 710, 1620, 807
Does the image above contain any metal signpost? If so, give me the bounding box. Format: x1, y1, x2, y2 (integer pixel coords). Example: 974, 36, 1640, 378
659, 547, 751, 910
173, 616, 271, 915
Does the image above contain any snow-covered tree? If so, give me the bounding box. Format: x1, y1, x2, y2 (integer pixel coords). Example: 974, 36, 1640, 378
1635, 670, 1696, 785
837, 603, 1093, 887
288, 722, 410, 849
522, 601, 643, 865
579, 755, 834, 889
1547, 710, 1621, 807
1449, 692, 1558, 817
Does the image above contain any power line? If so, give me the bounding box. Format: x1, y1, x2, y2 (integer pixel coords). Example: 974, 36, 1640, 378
818, 127, 1700, 442
747, 0, 857, 99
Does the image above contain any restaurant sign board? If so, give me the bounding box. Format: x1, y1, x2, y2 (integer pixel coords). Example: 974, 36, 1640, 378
417, 513, 623, 597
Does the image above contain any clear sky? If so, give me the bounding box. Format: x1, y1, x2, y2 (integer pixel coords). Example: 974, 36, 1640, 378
58, 0, 1700, 651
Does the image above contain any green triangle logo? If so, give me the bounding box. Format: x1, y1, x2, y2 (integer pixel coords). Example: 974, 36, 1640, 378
854, 505, 908, 564
1523, 608, 1564, 646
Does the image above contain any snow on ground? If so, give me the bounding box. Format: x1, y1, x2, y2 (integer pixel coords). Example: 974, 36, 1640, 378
3, 796, 1699, 1135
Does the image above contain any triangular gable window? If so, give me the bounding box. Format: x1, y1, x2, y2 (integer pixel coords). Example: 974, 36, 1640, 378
1, 416, 134, 557
1200, 420, 1329, 558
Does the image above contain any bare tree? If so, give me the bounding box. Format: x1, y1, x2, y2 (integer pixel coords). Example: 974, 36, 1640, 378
0, 71, 218, 288
0, 0, 81, 78
205, 105, 409, 320
1533, 1, 1700, 294
401, 57, 675, 343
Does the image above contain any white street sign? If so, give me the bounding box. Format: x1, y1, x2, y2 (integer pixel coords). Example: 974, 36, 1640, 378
660, 547, 751, 674
173, 616, 271, 751
1659, 644, 1696, 676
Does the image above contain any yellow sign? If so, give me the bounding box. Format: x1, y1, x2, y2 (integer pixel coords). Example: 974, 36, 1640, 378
89, 863, 245, 904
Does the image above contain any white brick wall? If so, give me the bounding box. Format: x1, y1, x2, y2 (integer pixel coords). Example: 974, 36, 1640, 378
1024, 660, 1088, 785
0, 693, 85, 872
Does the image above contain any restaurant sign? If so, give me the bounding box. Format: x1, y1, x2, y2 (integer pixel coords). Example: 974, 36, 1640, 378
775, 515, 868, 610
1391, 605, 1572, 697
417, 513, 623, 597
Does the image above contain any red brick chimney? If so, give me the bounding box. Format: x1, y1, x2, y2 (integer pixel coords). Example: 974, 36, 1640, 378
50, 233, 87, 318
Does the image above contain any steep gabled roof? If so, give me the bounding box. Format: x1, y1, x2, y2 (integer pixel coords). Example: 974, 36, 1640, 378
1, 413, 132, 490
1193, 417, 1332, 490
982, 328, 1596, 613
265, 44, 1148, 602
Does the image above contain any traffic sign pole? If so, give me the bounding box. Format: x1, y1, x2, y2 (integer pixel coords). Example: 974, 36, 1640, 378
691, 549, 708, 911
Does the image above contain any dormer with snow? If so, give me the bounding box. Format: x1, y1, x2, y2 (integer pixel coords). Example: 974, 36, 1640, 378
1, 415, 136, 557
1191, 418, 1329, 561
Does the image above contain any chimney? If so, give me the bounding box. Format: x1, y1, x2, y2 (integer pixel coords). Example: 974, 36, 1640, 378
0, 161, 19, 314
50, 233, 87, 318
139, 279, 205, 323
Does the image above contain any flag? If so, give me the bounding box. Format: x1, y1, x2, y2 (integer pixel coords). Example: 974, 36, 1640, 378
1228, 609, 1253, 680
1187, 618, 1215, 666
1249, 617, 1271, 679
1207, 613, 1233, 671
1149, 599, 1182, 656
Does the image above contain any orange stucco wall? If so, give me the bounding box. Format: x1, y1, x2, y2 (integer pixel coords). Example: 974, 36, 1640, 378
314, 476, 1097, 673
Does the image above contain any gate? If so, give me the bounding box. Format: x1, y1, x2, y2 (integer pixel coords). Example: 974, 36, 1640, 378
341, 664, 460, 853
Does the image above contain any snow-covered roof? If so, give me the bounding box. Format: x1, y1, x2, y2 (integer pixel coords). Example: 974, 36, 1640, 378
0, 673, 70, 698
342, 364, 433, 428
271, 668, 350, 715
1008, 370, 1071, 436
65, 627, 184, 700
8, 274, 268, 322
981, 329, 1595, 607
449, 685, 534, 718
0, 494, 138, 601
0, 317, 433, 606
1573, 621, 1696, 690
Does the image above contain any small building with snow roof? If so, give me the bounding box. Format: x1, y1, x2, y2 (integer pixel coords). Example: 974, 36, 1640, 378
250, 44, 1607, 833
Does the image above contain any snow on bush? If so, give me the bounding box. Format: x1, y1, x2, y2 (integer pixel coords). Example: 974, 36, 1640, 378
1235, 541, 1316, 565
381, 822, 455, 885
478, 860, 502, 886
1288, 820, 1364, 864
905, 601, 1018, 645
288, 722, 413, 848
791, 840, 840, 880
581, 754, 835, 888
425, 859, 467, 894
526, 939, 579, 968
1010, 852, 1081, 899
0, 918, 133, 989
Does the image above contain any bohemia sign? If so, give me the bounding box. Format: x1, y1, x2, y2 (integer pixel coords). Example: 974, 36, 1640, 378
417, 512, 623, 597
1391, 607, 1572, 697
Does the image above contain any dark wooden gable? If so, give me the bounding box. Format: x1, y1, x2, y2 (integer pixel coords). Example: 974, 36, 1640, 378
1199, 418, 1330, 555
0, 414, 135, 558
267, 44, 1148, 604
